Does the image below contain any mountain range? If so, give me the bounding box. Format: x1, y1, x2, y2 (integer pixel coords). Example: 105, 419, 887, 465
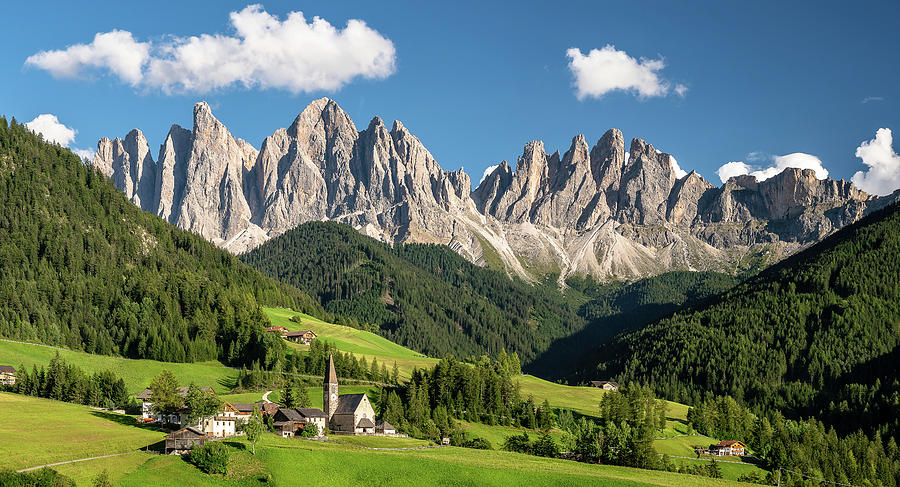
93, 99, 898, 281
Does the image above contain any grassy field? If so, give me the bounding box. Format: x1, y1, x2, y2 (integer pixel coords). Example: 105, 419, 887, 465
0, 393, 165, 471
334, 435, 435, 448
0, 339, 237, 395
4, 394, 750, 487
264, 307, 440, 380
457, 420, 566, 449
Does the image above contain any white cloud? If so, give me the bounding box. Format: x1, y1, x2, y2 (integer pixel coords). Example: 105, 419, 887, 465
566, 45, 682, 100
861, 96, 884, 104
26, 30, 150, 85
72, 148, 96, 161
669, 155, 688, 178
25, 114, 77, 146
715, 153, 828, 184
24, 5, 396, 95
716, 161, 752, 184
851, 128, 900, 196
479, 164, 499, 184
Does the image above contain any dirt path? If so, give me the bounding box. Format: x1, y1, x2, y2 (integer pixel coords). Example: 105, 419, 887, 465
17, 451, 143, 473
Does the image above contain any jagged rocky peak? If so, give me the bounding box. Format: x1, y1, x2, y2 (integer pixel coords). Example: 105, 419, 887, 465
93, 128, 155, 210
617, 137, 677, 224
590, 128, 626, 193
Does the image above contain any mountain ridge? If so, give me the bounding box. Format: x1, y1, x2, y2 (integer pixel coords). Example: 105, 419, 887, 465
93, 98, 899, 282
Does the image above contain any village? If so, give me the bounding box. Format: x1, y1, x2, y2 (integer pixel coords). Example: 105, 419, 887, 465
147, 355, 402, 454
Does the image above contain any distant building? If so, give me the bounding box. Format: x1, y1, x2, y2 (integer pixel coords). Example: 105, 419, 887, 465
165, 427, 208, 454
0, 365, 16, 386
590, 380, 619, 391
266, 326, 288, 336
203, 416, 236, 438
707, 440, 746, 456
273, 407, 328, 437
284, 330, 317, 345
323, 355, 378, 434
376, 420, 396, 435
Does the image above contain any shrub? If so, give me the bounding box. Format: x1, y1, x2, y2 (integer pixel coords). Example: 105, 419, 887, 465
300, 424, 319, 437
0, 467, 75, 487
502, 432, 531, 454
465, 437, 492, 450
531, 433, 560, 458
189, 442, 229, 475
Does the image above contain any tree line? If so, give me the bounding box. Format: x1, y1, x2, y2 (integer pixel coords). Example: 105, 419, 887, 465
7, 352, 131, 409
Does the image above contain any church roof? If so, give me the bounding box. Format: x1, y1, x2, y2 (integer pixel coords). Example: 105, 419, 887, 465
325, 354, 337, 385
335, 393, 367, 414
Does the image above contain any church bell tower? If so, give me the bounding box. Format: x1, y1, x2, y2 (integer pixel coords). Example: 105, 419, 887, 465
324, 354, 339, 422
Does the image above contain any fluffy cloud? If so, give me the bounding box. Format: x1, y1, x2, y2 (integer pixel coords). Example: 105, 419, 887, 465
24, 114, 93, 160
861, 96, 884, 104
851, 128, 900, 196
479, 164, 499, 184
25, 114, 77, 146
669, 155, 688, 178
25, 5, 396, 95
566, 45, 682, 100
715, 153, 828, 184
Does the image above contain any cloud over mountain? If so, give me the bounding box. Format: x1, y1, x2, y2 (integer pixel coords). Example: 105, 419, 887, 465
25, 5, 396, 95
566, 45, 683, 99
23, 114, 94, 160
852, 128, 900, 196
716, 153, 828, 184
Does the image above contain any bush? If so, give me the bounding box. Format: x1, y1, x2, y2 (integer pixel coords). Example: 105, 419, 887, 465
0, 467, 75, 486
502, 432, 531, 454
465, 437, 492, 450
189, 442, 229, 475
300, 424, 319, 437
531, 433, 559, 458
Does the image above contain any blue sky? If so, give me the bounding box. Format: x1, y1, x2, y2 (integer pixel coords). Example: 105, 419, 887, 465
2, 0, 898, 193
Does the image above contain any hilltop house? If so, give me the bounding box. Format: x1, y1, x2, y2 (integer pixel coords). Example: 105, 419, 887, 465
590, 380, 619, 391
266, 326, 288, 336
0, 365, 16, 386
137, 386, 215, 425
707, 440, 746, 456
284, 330, 317, 345
273, 408, 328, 437
324, 355, 377, 434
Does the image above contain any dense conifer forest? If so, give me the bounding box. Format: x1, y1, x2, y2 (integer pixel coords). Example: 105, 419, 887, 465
0, 117, 321, 368
589, 201, 900, 440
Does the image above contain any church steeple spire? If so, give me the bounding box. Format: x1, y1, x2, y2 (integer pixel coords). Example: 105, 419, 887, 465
324, 354, 339, 423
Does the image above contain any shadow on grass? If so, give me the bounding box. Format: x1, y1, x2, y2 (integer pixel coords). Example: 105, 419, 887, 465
222, 441, 247, 451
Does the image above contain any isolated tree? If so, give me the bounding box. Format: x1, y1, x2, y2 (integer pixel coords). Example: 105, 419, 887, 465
92, 469, 112, 487
244, 406, 265, 455
184, 383, 221, 431
149, 370, 181, 418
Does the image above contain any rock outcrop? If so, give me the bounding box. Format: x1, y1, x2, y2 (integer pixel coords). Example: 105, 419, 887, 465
93, 98, 897, 283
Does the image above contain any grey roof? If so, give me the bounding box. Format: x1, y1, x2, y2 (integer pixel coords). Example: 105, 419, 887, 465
284, 330, 315, 337
0, 365, 15, 374
357, 417, 375, 428
165, 426, 205, 439
590, 380, 619, 388
325, 354, 337, 384
297, 408, 327, 418
137, 386, 214, 400
275, 409, 304, 422
376, 420, 395, 431
335, 394, 367, 415
229, 402, 259, 412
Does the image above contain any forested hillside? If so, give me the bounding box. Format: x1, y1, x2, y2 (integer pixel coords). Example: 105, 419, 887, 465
241, 221, 586, 364
591, 201, 900, 439
0, 117, 321, 367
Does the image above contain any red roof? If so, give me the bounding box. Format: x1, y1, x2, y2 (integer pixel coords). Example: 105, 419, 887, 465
715, 440, 743, 447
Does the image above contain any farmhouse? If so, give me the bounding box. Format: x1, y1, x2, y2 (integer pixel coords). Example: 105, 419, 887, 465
707, 440, 746, 456
284, 330, 317, 345
324, 355, 378, 434
136, 385, 215, 425
590, 380, 619, 391
0, 365, 15, 386
273, 407, 328, 437
164, 427, 207, 454
202, 416, 237, 438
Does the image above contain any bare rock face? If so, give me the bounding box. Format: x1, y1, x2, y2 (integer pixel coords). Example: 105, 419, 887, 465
95, 98, 893, 283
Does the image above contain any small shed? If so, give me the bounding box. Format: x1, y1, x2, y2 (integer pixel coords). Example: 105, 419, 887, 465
356, 417, 375, 434
590, 380, 619, 392
376, 420, 396, 435
165, 427, 207, 454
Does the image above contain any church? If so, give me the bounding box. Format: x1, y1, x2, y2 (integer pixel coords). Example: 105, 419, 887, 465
324, 355, 377, 434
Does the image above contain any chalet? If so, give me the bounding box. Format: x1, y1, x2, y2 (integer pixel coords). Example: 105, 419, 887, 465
266, 326, 288, 336
590, 380, 619, 392
0, 365, 16, 386
273, 407, 328, 437
202, 416, 237, 438
284, 330, 317, 345
707, 440, 746, 457
376, 420, 396, 435
324, 355, 378, 434
136, 386, 215, 425
165, 427, 207, 454
223, 402, 262, 424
